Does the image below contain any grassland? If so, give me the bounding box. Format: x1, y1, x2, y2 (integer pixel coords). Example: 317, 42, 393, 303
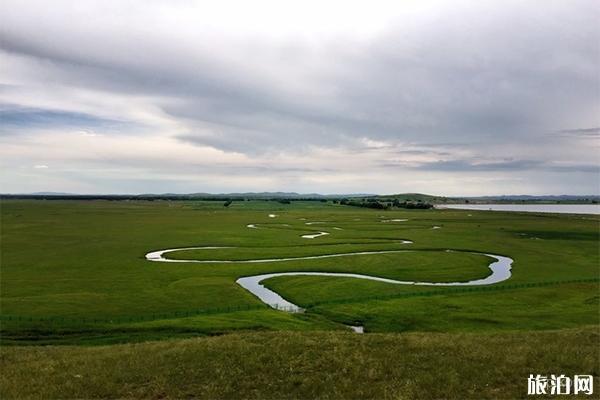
1, 199, 598, 340
0, 199, 598, 398
1, 327, 598, 399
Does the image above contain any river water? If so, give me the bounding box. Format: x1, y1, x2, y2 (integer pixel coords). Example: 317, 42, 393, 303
437, 204, 600, 215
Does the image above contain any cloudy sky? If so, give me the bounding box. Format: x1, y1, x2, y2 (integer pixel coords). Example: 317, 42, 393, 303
1, 0, 598, 195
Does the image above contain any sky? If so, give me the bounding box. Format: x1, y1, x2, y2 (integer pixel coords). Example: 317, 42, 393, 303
1, 0, 599, 195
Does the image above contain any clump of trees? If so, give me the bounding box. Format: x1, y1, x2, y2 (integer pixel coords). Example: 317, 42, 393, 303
340, 198, 388, 209
339, 198, 433, 210
392, 200, 433, 209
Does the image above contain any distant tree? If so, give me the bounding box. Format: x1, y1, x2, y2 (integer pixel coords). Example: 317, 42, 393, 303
341, 200, 389, 210
392, 201, 433, 210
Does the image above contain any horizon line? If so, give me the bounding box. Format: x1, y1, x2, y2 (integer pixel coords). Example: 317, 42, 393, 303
2, 192, 600, 198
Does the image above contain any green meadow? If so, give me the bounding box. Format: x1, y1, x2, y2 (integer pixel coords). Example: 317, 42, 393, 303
1, 199, 598, 397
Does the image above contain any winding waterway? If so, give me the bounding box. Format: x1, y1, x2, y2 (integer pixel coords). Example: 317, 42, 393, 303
234, 253, 512, 312
146, 241, 513, 312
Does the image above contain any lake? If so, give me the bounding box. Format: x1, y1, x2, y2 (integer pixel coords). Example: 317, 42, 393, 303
437, 204, 600, 215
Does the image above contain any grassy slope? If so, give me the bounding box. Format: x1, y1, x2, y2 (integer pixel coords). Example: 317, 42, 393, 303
1, 327, 598, 399
1, 200, 598, 344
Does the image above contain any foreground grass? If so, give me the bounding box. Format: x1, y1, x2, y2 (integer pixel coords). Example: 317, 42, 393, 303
1, 327, 598, 399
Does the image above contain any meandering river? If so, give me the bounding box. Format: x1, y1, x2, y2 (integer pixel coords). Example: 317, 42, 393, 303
234, 253, 512, 312
146, 242, 513, 312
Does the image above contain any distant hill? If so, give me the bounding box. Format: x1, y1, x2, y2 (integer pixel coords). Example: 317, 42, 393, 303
376, 193, 443, 202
